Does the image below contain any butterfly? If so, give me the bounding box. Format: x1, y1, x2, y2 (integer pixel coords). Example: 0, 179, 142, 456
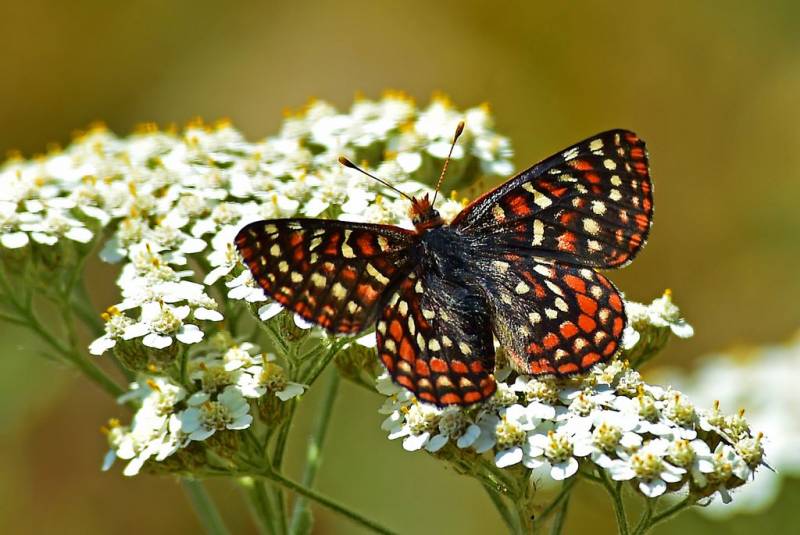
235, 124, 652, 406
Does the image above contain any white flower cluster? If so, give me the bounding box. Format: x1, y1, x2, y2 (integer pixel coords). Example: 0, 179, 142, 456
103, 342, 305, 476
0, 92, 514, 476
665, 333, 800, 517
379, 298, 765, 503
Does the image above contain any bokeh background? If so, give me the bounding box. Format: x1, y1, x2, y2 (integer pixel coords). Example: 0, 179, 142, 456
1, 1, 798, 533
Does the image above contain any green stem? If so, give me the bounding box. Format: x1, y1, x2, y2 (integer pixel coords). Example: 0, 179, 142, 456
181, 479, 232, 535
639, 497, 693, 533
249, 480, 282, 535
599, 471, 629, 535
267, 470, 397, 535
633, 498, 654, 535
242, 482, 276, 535
537, 476, 578, 524
549, 483, 571, 535
480, 481, 519, 533
289, 371, 340, 534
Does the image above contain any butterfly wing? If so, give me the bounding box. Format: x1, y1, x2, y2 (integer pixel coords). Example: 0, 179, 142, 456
235, 219, 417, 334
474, 254, 626, 375
377, 268, 497, 406
451, 129, 653, 269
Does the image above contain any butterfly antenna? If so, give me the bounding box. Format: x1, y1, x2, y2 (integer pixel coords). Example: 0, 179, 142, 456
431, 120, 465, 206
338, 156, 415, 203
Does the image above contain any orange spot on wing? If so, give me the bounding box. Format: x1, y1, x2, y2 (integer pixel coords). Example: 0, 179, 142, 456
399, 339, 416, 363
560, 322, 579, 339
439, 393, 461, 405
289, 232, 304, 247
577, 294, 598, 315
585, 172, 601, 184
612, 317, 624, 336
357, 283, 379, 303
464, 391, 482, 403
558, 362, 579, 374
608, 293, 623, 313
527, 342, 543, 355
381, 353, 394, 371
603, 341, 618, 356
542, 333, 560, 350
507, 195, 532, 216
451, 360, 468, 374
322, 233, 341, 255
396, 375, 414, 389
581, 352, 602, 368
578, 314, 597, 333
389, 320, 403, 341
469, 361, 484, 374
480, 378, 496, 397
356, 233, 377, 255
415, 359, 430, 377
430, 358, 448, 374
419, 392, 436, 402
563, 274, 586, 294
572, 159, 593, 171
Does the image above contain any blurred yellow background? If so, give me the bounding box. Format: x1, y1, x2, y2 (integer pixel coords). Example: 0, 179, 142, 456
1, 1, 798, 533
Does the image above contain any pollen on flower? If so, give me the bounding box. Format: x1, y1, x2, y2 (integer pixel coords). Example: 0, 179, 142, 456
666, 439, 695, 468
495, 416, 526, 450
405, 402, 440, 436
631, 450, 665, 480
664, 392, 696, 426
725, 409, 750, 439
543, 430, 574, 464
593, 422, 623, 453
735, 432, 764, 467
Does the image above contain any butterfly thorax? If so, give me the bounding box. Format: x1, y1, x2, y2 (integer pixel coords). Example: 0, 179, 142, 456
409, 194, 444, 232
416, 225, 475, 283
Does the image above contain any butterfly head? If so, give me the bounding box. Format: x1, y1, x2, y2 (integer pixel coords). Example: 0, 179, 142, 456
409, 193, 443, 231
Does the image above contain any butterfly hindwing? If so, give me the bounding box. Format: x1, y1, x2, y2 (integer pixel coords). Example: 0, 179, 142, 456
376, 269, 497, 406
474, 254, 626, 375
235, 219, 416, 334
452, 129, 652, 269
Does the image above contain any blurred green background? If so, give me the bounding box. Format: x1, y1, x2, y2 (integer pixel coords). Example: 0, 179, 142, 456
1, 1, 798, 533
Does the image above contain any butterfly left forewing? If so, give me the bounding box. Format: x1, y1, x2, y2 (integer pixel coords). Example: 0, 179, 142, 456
235, 219, 416, 334
452, 129, 653, 269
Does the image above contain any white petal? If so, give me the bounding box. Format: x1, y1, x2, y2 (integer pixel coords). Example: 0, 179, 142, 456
101, 449, 117, 471
276, 383, 306, 401
176, 324, 204, 344
258, 302, 283, 321
31, 232, 57, 245
203, 266, 230, 285
425, 434, 449, 453
123, 456, 146, 477
671, 321, 694, 338
1, 232, 29, 249
143, 333, 173, 349
639, 478, 667, 498
355, 333, 377, 347
403, 432, 430, 451
89, 335, 116, 355
194, 308, 223, 321
180, 237, 208, 254
294, 314, 315, 329
456, 424, 481, 448
551, 457, 579, 480
122, 322, 149, 340
495, 447, 524, 468
189, 428, 215, 441
228, 414, 253, 430
621, 326, 640, 349
65, 226, 94, 243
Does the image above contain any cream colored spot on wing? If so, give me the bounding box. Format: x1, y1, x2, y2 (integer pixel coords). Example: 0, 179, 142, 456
534, 264, 553, 278
603, 158, 617, 170
267, 273, 276, 283
545, 280, 564, 296
441, 335, 452, 348
397, 360, 411, 373
415, 280, 424, 294
309, 237, 322, 251
588, 239, 602, 252
278, 261, 289, 273
590, 285, 603, 298
555, 349, 569, 361
609, 189, 622, 202
377, 321, 387, 334
342, 230, 355, 258
389, 292, 400, 306
428, 339, 441, 351
574, 338, 588, 351
563, 147, 579, 161
545, 308, 558, 319
580, 269, 594, 279
264, 224, 278, 234
532, 219, 545, 246
332, 282, 348, 300
366, 263, 390, 285
492, 260, 510, 273
599, 309, 611, 323
500, 292, 513, 305
407, 316, 416, 335
610, 175, 622, 186
589, 138, 603, 151
384, 339, 397, 352
260, 257, 268, 266
270, 244, 281, 256
555, 297, 569, 312
290, 272, 303, 283
523, 183, 552, 208
458, 342, 472, 355
591, 200, 607, 215
492, 204, 506, 221
347, 301, 359, 314
583, 218, 600, 235
416, 333, 425, 347
515, 281, 530, 295
377, 236, 389, 251
398, 300, 408, 316
529, 312, 542, 324
422, 309, 436, 320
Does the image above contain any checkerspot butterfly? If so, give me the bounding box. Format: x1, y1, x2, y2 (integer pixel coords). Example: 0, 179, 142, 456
235, 124, 652, 406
